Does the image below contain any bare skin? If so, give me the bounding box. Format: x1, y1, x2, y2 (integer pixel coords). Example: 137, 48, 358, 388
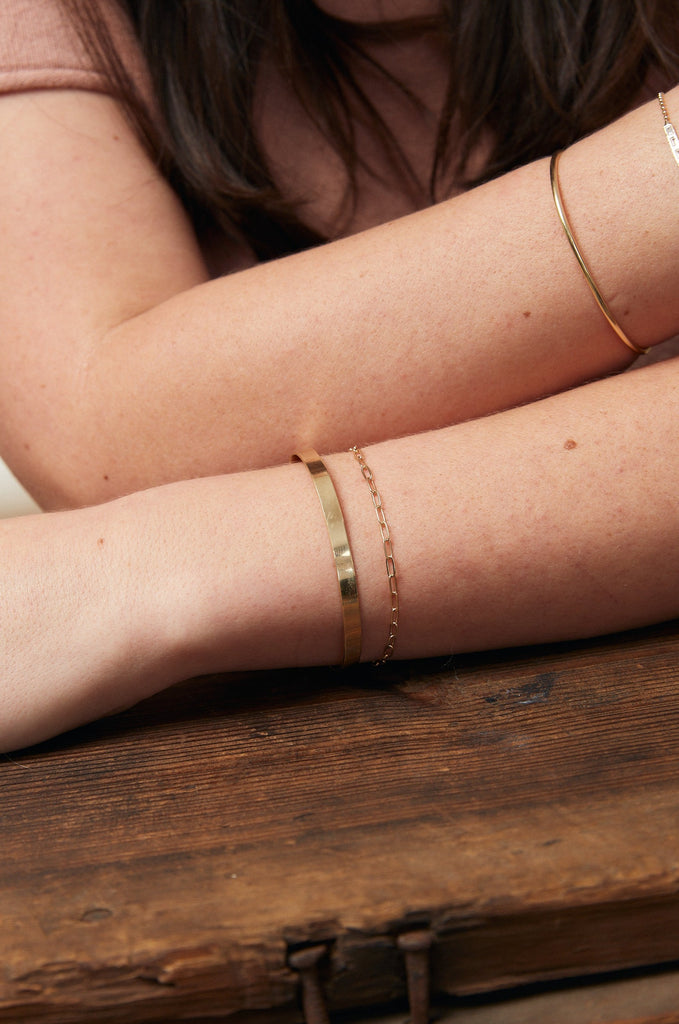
3, 355, 679, 752
0, 7, 678, 749
0, 43, 678, 506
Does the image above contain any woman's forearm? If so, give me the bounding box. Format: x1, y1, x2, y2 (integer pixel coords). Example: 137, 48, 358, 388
166, 355, 679, 674
2, 87, 679, 509
3, 354, 678, 751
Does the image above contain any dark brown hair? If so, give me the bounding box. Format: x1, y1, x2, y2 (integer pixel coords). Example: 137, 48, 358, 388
61, 0, 679, 259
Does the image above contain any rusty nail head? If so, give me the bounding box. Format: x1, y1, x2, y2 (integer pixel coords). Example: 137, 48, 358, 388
288, 944, 328, 971
397, 929, 433, 953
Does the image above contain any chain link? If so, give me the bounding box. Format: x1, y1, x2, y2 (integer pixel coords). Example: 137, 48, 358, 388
349, 446, 399, 663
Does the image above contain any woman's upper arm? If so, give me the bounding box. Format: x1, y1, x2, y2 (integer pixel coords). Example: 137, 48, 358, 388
0, 87, 211, 492
0, 0, 210, 366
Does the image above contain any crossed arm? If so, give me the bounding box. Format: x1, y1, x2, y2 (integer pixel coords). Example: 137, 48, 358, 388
1, 86, 678, 750
3, 355, 678, 751
1, 86, 678, 507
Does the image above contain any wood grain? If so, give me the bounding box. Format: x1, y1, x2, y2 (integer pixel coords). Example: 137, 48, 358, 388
2, 621, 679, 1021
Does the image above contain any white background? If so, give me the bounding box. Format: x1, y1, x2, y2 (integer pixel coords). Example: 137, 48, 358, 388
0, 457, 40, 518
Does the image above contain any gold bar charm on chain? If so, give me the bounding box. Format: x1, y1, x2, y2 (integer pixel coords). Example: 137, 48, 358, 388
658, 93, 679, 167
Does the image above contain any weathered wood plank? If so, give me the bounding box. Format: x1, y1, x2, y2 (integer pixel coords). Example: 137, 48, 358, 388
2, 622, 679, 1021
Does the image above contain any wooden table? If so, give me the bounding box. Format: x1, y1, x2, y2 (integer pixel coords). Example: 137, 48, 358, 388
2, 621, 679, 1023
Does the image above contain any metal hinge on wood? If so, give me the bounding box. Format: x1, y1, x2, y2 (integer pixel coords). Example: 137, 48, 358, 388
288, 929, 433, 1024
397, 929, 433, 1024
288, 942, 332, 1024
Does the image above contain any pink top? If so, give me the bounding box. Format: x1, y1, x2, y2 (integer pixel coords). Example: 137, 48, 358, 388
0, 0, 152, 104
0, 0, 251, 275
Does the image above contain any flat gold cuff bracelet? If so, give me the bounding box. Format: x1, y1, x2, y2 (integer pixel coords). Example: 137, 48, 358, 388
292, 449, 362, 666
550, 151, 648, 357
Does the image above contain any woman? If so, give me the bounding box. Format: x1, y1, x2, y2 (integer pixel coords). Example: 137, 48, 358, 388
1, 0, 679, 751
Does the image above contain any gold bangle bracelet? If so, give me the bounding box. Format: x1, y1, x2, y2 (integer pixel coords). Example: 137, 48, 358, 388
550, 151, 648, 357
292, 449, 362, 666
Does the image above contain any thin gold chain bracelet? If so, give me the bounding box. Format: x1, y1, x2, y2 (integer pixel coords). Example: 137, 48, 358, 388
349, 446, 399, 663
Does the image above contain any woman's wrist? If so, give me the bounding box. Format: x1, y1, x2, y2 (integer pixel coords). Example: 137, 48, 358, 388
0, 501, 166, 750
134, 454, 401, 679
130, 468, 347, 679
